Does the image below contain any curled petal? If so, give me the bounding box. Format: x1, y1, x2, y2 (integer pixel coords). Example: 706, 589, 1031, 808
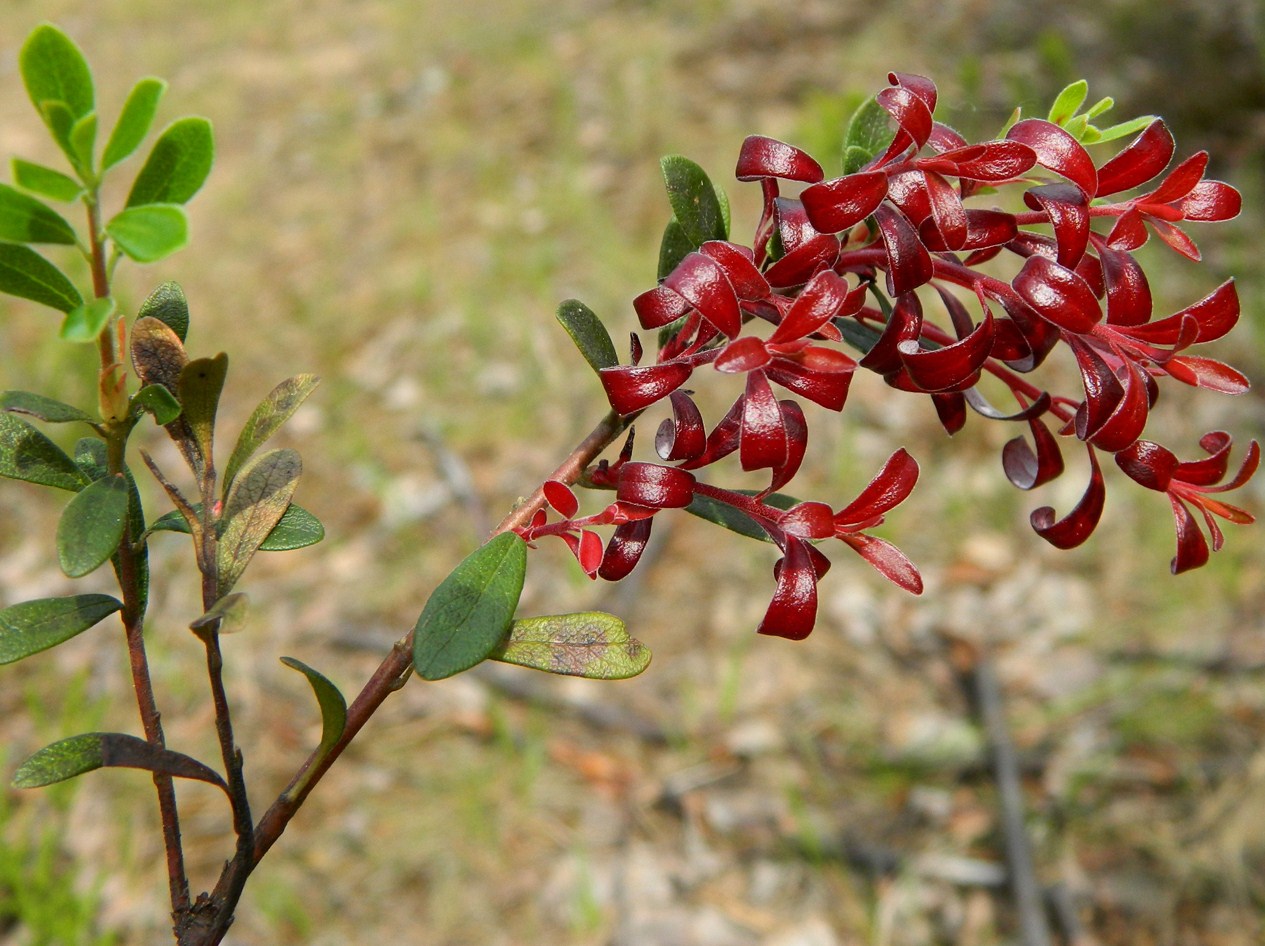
1121, 280, 1238, 345
736, 135, 825, 183
769, 270, 851, 345
922, 209, 1018, 252
714, 335, 771, 374
964, 387, 1052, 422
740, 371, 787, 472
781, 500, 835, 540
1176, 180, 1241, 222
543, 480, 579, 518
681, 396, 743, 470
1199, 436, 1260, 493
663, 252, 741, 339
835, 448, 920, 528
700, 240, 770, 300
874, 204, 934, 296
877, 84, 934, 158
757, 539, 823, 640
922, 140, 1037, 181
1099, 245, 1153, 327
1095, 119, 1175, 196
932, 392, 966, 434
599, 361, 693, 415
1164, 355, 1250, 395
615, 462, 697, 509
860, 292, 923, 375
1168, 496, 1209, 573
1002, 416, 1065, 490
839, 533, 923, 593
927, 122, 968, 153
1030, 448, 1105, 549
560, 529, 604, 578
801, 171, 889, 234
889, 72, 937, 112
598, 517, 654, 582
768, 400, 808, 493
763, 234, 840, 289
922, 170, 968, 250
1023, 183, 1090, 268
633, 284, 691, 330
1006, 118, 1097, 196
1145, 151, 1208, 204
1115, 439, 1179, 491
1083, 356, 1149, 452
655, 390, 707, 462
1106, 209, 1149, 251
765, 347, 856, 412
1148, 218, 1201, 261
896, 311, 994, 392
1012, 254, 1102, 334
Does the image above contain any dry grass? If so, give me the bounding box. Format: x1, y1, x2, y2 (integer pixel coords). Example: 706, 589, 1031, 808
1, 1, 1263, 943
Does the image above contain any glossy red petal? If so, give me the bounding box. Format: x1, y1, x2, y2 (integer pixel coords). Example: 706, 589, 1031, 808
1098, 245, 1153, 327
714, 335, 771, 374
921, 209, 1018, 252
1005, 118, 1097, 196
927, 122, 968, 153
839, 533, 923, 593
1012, 255, 1102, 334
700, 240, 770, 300
1203, 438, 1260, 493
896, 311, 994, 392
768, 399, 808, 494
923, 140, 1037, 182
932, 391, 967, 435
768, 270, 850, 345
543, 480, 579, 519
874, 204, 934, 296
1023, 183, 1090, 268
1084, 357, 1149, 452
876, 85, 934, 161
1165, 355, 1250, 395
1030, 448, 1106, 549
1094, 119, 1175, 197
1145, 151, 1208, 204
655, 390, 707, 462
1115, 439, 1179, 490
1106, 210, 1149, 251
781, 501, 835, 540
740, 371, 787, 472
633, 284, 691, 330
1176, 180, 1242, 222
890, 72, 937, 112
764, 349, 856, 412
559, 529, 604, 578
663, 251, 742, 339
1149, 218, 1201, 261
763, 235, 840, 289
801, 171, 889, 234
1173, 431, 1233, 486
598, 517, 653, 582
1002, 416, 1065, 489
835, 448, 919, 527
859, 292, 923, 375
1168, 496, 1210, 573
615, 462, 697, 509
735, 135, 825, 183
884, 169, 931, 224
757, 540, 822, 640
1123, 280, 1238, 345
599, 361, 693, 415
922, 170, 968, 250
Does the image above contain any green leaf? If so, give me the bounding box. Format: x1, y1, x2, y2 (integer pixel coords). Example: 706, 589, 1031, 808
19, 25, 94, 127
11, 158, 84, 202
555, 300, 618, 374
105, 204, 188, 262
1085, 95, 1115, 121
113, 464, 149, 621
489, 611, 652, 679
126, 117, 214, 207
137, 281, 189, 342
1047, 80, 1088, 126
1063, 114, 1090, 141
0, 413, 87, 490
102, 77, 166, 171
0, 242, 83, 312
59, 296, 116, 342
69, 112, 97, 172
189, 592, 249, 635
657, 216, 694, 281
0, 183, 77, 244
217, 448, 302, 594
833, 313, 884, 355
1091, 114, 1158, 144
150, 502, 323, 551
279, 656, 347, 788
0, 390, 92, 424
714, 182, 731, 240
56, 473, 129, 577
223, 374, 320, 490
179, 354, 228, 471
39, 101, 78, 166
843, 96, 896, 173
685, 490, 801, 542
413, 532, 526, 681
0, 594, 121, 664
130, 384, 181, 425
72, 437, 107, 480
659, 155, 726, 248
12, 732, 227, 791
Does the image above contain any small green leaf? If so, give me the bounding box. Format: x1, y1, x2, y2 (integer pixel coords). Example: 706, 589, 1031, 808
714, 182, 731, 239
1047, 80, 1088, 126
137, 281, 189, 341
72, 437, 107, 480
1063, 114, 1090, 141
659, 155, 726, 248
0, 390, 93, 424
13, 732, 227, 791
106, 204, 188, 262
113, 465, 149, 621
102, 77, 166, 171
39, 101, 77, 165
1091, 114, 1158, 144
69, 111, 97, 172
59, 296, 116, 343
258, 503, 324, 551
834, 313, 884, 355
555, 300, 618, 374
489, 611, 652, 679
0, 594, 121, 664
685, 490, 801, 542
217, 448, 302, 594
0, 242, 83, 313
279, 656, 347, 792
1085, 96, 1115, 121
0, 413, 87, 490
57, 473, 129, 577
657, 216, 694, 281
413, 532, 527, 681
19, 26, 94, 153
223, 374, 320, 490
130, 384, 181, 425
126, 117, 214, 207
179, 354, 228, 472
11, 158, 83, 202
843, 96, 896, 173
189, 592, 249, 635
0, 183, 77, 244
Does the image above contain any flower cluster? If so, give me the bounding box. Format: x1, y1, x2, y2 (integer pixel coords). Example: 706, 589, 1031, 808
518, 74, 1254, 639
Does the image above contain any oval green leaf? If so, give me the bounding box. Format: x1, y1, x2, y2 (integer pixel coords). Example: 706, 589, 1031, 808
279, 656, 347, 795
223, 373, 321, 490
179, 354, 228, 471
659, 154, 726, 248
489, 611, 652, 679
57, 473, 129, 577
130, 384, 181, 425
59, 296, 116, 343
69, 111, 97, 173
0, 242, 83, 313
0, 183, 77, 244
555, 300, 618, 374
685, 490, 801, 543
137, 281, 189, 341
11, 158, 84, 202
126, 116, 214, 207
657, 216, 693, 281
217, 448, 302, 593
843, 96, 896, 174
413, 532, 526, 681
103, 77, 166, 171
0, 594, 121, 664
106, 204, 188, 262
0, 413, 88, 490
1047, 80, 1089, 126
258, 503, 324, 551
13, 732, 227, 792
20, 25, 94, 128
0, 390, 93, 424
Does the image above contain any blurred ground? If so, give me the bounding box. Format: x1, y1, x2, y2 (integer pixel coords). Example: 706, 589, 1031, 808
1, 1, 1264, 943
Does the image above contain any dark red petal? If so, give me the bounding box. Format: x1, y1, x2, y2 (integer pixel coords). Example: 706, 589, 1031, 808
1067, 337, 1124, 443
1099, 245, 1153, 327
1030, 448, 1106, 549
735, 135, 825, 183
633, 284, 691, 330
859, 292, 923, 375
896, 311, 994, 392
874, 204, 934, 296
700, 240, 770, 300
876, 85, 934, 160
598, 517, 654, 581
615, 461, 697, 509
1145, 151, 1209, 204
1176, 180, 1242, 222
923, 140, 1037, 182
1106, 210, 1149, 251
757, 540, 822, 640
1173, 431, 1233, 486
1084, 356, 1149, 453
763, 235, 840, 289
1005, 118, 1097, 196
1204, 438, 1260, 494
764, 349, 856, 412
1168, 496, 1210, 573
921, 209, 1018, 252
1132, 280, 1238, 346
663, 252, 742, 339
769, 270, 851, 345
932, 392, 966, 435
781, 501, 835, 540
740, 371, 787, 472
922, 170, 968, 250
656, 390, 707, 462
714, 335, 772, 374
1094, 119, 1175, 197
884, 169, 932, 224
543, 480, 579, 519
927, 122, 967, 153
681, 395, 743, 470
1149, 219, 1201, 261
1002, 416, 1065, 489
1165, 355, 1250, 395
768, 400, 808, 494
1023, 183, 1090, 268
560, 529, 604, 578
599, 361, 693, 415
889, 72, 937, 112
801, 171, 889, 234
1012, 254, 1102, 334
839, 533, 923, 593
1115, 439, 1179, 490
835, 448, 919, 527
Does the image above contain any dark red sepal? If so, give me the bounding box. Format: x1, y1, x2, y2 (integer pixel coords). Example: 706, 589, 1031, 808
663, 252, 741, 339
598, 518, 654, 581
800, 172, 888, 234
1095, 119, 1174, 197
1030, 447, 1105, 549
735, 135, 825, 183
599, 361, 693, 415
1005, 118, 1097, 196
615, 461, 697, 509
1012, 255, 1102, 334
